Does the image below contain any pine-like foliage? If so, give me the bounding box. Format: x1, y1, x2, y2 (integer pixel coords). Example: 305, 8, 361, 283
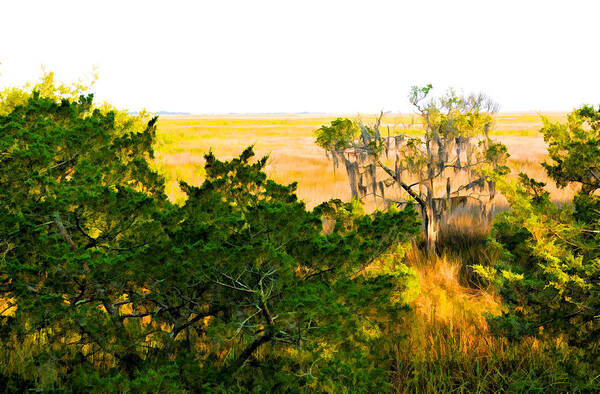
474, 105, 600, 354
0, 83, 420, 391
0, 91, 172, 390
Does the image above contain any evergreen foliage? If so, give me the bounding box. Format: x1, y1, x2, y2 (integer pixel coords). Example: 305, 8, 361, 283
0, 81, 420, 391
475, 105, 600, 353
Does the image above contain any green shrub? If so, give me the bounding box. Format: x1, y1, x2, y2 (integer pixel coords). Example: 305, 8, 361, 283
0, 78, 420, 391
476, 106, 600, 352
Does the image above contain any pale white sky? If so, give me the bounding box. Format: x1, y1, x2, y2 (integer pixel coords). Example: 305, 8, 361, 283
1, 0, 598, 114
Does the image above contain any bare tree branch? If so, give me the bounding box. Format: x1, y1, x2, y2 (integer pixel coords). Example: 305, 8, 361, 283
53, 211, 77, 251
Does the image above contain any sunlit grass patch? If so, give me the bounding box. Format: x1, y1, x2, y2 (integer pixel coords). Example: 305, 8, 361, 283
153, 112, 569, 209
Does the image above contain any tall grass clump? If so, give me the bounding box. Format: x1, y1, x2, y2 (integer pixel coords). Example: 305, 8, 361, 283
391, 211, 600, 393
435, 209, 501, 287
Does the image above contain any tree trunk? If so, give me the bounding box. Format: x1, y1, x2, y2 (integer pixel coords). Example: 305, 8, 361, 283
225, 332, 274, 375
375, 160, 437, 254
483, 181, 496, 225
423, 204, 437, 255
423, 182, 437, 255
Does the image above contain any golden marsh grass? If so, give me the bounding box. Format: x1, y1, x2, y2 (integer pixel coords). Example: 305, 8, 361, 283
154, 112, 571, 207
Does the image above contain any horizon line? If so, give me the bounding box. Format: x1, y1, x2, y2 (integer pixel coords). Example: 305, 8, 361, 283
141, 110, 571, 116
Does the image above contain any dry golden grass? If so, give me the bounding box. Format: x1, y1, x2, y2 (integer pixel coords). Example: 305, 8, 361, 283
401, 213, 503, 360
154, 112, 573, 207
389, 213, 590, 392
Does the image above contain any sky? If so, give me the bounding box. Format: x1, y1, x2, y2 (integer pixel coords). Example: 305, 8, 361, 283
1, 0, 599, 114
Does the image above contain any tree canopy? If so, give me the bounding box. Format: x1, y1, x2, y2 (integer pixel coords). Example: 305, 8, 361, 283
315, 86, 509, 253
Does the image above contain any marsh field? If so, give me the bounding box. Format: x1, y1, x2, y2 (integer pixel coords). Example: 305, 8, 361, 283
154, 112, 572, 207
